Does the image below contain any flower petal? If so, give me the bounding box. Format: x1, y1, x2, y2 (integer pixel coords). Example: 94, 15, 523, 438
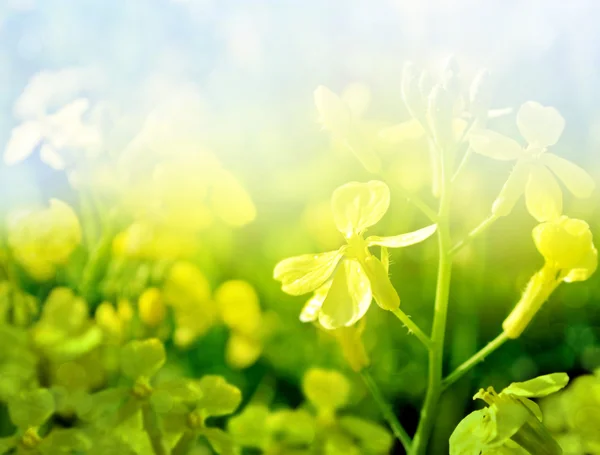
540, 153, 595, 198
469, 129, 523, 161
314, 86, 352, 136
318, 260, 371, 329
503, 373, 569, 398
367, 224, 437, 248
525, 165, 562, 222
564, 247, 597, 283
300, 282, 331, 322
331, 180, 390, 237
4, 121, 44, 165
492, 161, 531, 217
517, 101, 565, 148
274, 249, 344, 296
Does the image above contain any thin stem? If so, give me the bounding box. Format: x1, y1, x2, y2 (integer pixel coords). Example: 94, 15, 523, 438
141, 403, 169, 455
441, 332, 509, 391
450, 116, 477, 183
449, 214, 498, 257
391, 308, 433, 350
172, 431, 196, 455
450, 146, 472, 183
387, 180, 438, 223
411, 133, 454, 455
360, 370, 412, 453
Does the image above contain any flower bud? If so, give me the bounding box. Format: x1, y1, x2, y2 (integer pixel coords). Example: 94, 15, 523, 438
428, 84, 454, 148
469, 69, 492, 124
138, 288, 166, 328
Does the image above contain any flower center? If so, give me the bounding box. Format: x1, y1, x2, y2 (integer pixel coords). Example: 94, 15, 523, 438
345, 235, 369, 262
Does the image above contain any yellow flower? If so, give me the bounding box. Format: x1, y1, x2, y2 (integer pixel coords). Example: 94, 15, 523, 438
503, 216, 597, 338
469, 101, 595, 221
7, 199, 82, 281
274, 180, 436, 329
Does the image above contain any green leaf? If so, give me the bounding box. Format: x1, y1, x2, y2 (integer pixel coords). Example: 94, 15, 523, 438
503, 373, 569, 398
227, 404, 270, 449
302, 368, 350, 412
338, 416, 393, 454
120, 338, 166, 380
196, 376, 242, 418
8, 388, 55, 429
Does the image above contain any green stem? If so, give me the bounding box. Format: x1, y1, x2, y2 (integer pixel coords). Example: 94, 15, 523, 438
411, 136, 454, 455
391, 308, 433, 350
441, 332, 509, 391
449, 214, 498, 257
78, 215, 117, 304
172, 431, 196, 455
387, 179, 438, 223
360, 370, 412, 453
450, 147, 472, 183
141, 403, 168, 455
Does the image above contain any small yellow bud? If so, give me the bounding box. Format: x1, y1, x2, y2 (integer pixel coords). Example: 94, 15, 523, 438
138, 288, 166, 328
95, 302, 122, 339
117, 299, 134, 323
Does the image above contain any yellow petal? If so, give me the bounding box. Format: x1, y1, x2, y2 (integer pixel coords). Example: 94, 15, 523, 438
540, 153, 595, 198
362, 255, 400, 311
517, 101, 565, 147
525, 165, 562, 222
565, 247, 597, 283
273, 249, 343, 296
367, 224, 437, 248
469, 129, 523, 161
331, 180, 390, 237
319, 260, 371, 330
314, 85, 352, 136
533, 217, 594, 270
300, 282, 331, 322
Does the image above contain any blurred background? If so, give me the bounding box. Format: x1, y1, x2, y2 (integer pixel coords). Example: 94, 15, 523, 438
1, 0, 600, 453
